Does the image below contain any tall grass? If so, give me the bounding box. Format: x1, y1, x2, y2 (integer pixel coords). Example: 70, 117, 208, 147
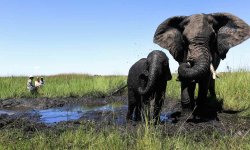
0, 71, 249, 114
216, 71, 250, 115
0, 71, 250, 149
0, 74, 127, 99
216, 71, 250, 108
166, 74, 180, 99
1, 124, 250, 149
0, 74, 179, 99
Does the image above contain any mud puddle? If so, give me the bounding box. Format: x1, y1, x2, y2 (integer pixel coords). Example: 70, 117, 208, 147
0, 103, 128, 125
0, 110, 15, 115
0, 99, 177, 125
1, 96, 250, 137
36, 103, 128, 124
0, 104, 177, 125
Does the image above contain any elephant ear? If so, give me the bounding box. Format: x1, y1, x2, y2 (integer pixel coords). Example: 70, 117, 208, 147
211, 13, 250, 60
153, 16, 186, 62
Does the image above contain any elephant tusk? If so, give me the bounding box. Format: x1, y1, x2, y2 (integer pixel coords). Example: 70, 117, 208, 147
210, 63, 218, 79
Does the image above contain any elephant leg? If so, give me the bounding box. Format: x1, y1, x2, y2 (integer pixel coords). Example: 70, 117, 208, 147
141, 95, 151, 122
197, 75, 210, 107
209, 78, 216, 97
134, 96, 143, 121
188, 82, 196, 108
181, 81, 195, 110
127, 89, 137, 121
153, 89, 165, 124
193, 75, 215, 118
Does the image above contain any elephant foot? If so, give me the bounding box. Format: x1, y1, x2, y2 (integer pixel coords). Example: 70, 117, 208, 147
181, 100, 195, 112
191, 104, 219, 122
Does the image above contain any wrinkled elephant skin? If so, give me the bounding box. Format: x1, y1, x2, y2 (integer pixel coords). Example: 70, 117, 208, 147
127, 50, 172, 123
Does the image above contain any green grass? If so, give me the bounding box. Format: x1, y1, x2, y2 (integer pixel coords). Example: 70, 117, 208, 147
216, 71, 250, 111
1, 123, 250, 150
0, 74, 127, 99
0, 73, 179, 99
1, 71, 250, 149
0, 71, 250, 113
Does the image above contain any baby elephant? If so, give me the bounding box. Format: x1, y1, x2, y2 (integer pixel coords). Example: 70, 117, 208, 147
127, 50, 172, 123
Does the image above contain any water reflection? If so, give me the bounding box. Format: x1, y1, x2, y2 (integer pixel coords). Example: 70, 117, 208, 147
0, 103, 178, 125
35, 104, 126, 124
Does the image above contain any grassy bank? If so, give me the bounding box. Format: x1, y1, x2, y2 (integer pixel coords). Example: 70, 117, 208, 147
0, 71, 250, 149
216, 71, 250, 113
1, 123, 250, 150
0, 73, 189, 99
0, 74, 127, 99
0, 72, 249, 111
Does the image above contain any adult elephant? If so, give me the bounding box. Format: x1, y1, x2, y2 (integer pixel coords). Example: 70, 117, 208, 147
153, 13, 250, 114
127, 50, 172, 123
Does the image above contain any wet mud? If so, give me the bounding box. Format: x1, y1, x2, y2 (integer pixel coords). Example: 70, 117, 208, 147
0, 96, 250, 136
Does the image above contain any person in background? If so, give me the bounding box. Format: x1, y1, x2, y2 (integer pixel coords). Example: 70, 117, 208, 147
40, 77, 45, 86
27, 75, 37, 94
35, 77, 41, 87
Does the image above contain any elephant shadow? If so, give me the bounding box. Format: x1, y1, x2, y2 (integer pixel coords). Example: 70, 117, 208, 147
186, 96, 224, 123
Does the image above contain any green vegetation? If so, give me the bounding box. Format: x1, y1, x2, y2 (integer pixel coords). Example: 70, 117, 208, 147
216, 71, 250, 112
1, 71, 249, 112
0, 73, 188, 99
0, 74, 127, 99
1, 123, 250, 150
1, 71, 250, 149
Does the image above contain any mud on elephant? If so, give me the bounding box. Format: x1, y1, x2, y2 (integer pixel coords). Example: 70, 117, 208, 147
127, 50, 172, 124
153, 13, 250, 115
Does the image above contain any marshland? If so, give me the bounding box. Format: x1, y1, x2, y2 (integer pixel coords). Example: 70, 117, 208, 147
1, 71, 250, 149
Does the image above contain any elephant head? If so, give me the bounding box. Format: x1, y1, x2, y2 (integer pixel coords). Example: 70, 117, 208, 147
138, 50, 172, 95
154, 13, 250, 81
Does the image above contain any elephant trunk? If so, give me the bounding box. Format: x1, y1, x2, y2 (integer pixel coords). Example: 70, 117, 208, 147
138, 58, 159, 95
178, 47, 210, 81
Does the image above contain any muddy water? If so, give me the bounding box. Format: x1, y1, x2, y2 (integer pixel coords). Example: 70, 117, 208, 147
0, 97, 180, 125
0, 110, 15, 115
0, 103, 128, 125
2, 97, 250, 138
0, 103, 178, 125
35, 104, 128, 124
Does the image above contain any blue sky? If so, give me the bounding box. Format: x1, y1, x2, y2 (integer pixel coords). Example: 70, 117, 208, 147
0, 0, 249, 76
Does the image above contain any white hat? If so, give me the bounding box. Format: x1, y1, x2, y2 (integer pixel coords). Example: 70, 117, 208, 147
29, 75, 34, 78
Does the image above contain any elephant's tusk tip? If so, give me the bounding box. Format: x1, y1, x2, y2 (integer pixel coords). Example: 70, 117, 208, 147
212, 73, 216, 79
212, 73, 219, 80
210, 63, 219, 80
